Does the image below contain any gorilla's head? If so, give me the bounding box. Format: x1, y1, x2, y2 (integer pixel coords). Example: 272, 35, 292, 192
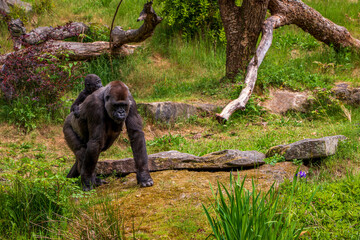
104, 81, 131, 124
84, 74, 103, 93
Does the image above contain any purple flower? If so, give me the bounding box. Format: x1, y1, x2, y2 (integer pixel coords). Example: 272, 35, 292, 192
297, 171, 306, 178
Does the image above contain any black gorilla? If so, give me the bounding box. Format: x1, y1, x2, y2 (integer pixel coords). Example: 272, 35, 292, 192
63, 81, 153, 191
70, 74, 103, 118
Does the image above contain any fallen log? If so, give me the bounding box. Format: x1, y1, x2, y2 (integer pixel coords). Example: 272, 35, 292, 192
0, 1, 161, 63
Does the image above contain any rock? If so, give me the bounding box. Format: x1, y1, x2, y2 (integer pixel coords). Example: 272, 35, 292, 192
259, 89, 311, 114
266, 135, 347, 160
96, 150, 265, 175
332, 82, 360, 106
6, 0, 32, 13
332, 82, 352, 100
138, 102, 220, 123
200, 150, 266, 168
0, 0, 10, 13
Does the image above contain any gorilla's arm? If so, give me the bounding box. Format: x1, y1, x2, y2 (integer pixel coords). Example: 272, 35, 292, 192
125, 95, 153, 187
70, 91, 87, 118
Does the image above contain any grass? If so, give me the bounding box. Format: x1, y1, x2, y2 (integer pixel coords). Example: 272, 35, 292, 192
1, 0, 360, 239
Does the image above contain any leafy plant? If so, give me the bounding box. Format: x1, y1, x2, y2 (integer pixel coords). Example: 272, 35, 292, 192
0, 46, 82, 127
203, 173, 316, 239
264, 154, 286, 166
157, 0, 225, 43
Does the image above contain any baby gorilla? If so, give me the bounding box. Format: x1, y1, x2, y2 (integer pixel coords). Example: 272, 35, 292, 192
71, 74, 103, 118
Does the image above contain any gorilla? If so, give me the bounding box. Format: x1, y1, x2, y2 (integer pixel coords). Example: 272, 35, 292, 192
70, 74, 103, 118
63, 81, 153, 191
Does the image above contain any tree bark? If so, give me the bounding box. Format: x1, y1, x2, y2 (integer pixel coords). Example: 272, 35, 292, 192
216, 14, 287, 123
268, 0, 360, 49
218, 0, 270, 80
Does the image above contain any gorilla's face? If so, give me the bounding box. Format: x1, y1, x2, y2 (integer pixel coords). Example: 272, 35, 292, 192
104, 82, 130, 124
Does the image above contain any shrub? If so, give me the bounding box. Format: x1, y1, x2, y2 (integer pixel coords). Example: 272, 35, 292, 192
0, 46, 82, 127
157, 0, 225, 43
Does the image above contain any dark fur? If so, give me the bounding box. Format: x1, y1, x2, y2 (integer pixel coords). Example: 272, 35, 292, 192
70, 74, 103, 118
63, 81, 153, 191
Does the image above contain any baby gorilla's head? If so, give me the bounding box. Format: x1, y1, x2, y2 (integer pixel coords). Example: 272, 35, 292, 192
84, 74, 103, 93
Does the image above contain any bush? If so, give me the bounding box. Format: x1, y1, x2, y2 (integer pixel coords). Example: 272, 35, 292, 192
157, 0, 225, 43
0, 46, 82, 128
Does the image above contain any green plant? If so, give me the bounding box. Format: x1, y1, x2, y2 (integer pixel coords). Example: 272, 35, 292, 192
33, 0, 54, 15
0, 156, 83, 239
147, 133, 186, 151
264, 154, 286, 166
203, 173, 316, 239
157, 0, 225, 43
280, 173, 360, 239
8, 5, 29, 24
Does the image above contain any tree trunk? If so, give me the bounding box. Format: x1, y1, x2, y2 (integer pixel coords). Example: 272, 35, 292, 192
218, 0, 270, 80
217, 0, 360, 123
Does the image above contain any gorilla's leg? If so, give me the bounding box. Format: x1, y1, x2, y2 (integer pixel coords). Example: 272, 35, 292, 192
63, 118, 86, 178
80, 140, 101, 191
125, 98, 153, 187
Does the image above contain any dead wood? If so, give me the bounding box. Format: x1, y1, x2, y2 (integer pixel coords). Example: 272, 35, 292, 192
217, 0, 360, 123
0, 1, 161, 63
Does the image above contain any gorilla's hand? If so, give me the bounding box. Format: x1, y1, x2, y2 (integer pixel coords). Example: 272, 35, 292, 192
136, 170, 154, 187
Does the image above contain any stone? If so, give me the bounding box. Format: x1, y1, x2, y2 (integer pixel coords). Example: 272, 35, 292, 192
96, 150, 265, 175
266, 135, 347, 160
259, 89, 311, 114
6, 0, 32, 13
138, 101, 220, 123
332, 82, 360, 106
200, 150, 266, 168
332, 82, 352, 100
0, 0, 10, 13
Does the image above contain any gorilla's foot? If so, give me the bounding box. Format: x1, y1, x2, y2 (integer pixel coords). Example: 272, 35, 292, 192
94, 177, 108, 187
136, 171, 154, 187
81, 177, 94, 191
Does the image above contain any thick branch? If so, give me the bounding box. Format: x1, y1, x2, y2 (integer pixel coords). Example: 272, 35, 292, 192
216, 15, 287, 123
269, 0, 360, 49
110, 1, 162, 47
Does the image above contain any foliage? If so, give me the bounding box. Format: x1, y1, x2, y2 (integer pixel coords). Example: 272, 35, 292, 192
33, 0, 54, 15
157, 0, 225, 43
147, 133, 186, 152
203, 173, 315, 239
8, 5, 29, 24
280, 173, 360, 239
0, 46, 82, 127
263, 154, 286, 166
0, 154, 83, 239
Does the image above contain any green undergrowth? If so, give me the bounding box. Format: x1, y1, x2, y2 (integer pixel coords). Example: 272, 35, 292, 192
280, 173, 360, 239
204, 172, 360, 240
